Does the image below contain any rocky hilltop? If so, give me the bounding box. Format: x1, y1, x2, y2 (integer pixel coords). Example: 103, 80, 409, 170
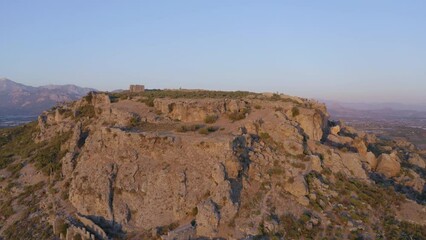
0, 90, 425, 239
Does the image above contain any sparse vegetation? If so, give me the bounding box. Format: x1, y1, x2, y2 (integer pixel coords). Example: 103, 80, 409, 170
176, 124, 204, 133
0, 199, 15, 218
204, 114, 218, 124
259, 132, 271, 140
7, 162, 24, 178
290, 161, 306, 169
108, 89, 255, 110
139, 97, 155, 107
84, 94, 93, 104
0, 122, 39, 169
1, 86, 425, 240
75, 105, 95, 119
155, 222, 180, 236
228, 107, 250, 121
129, 116, 141, 127
267, 167, 284, 176
198, 126, 219, 135
32, 131, 72, 175
57, 108, 73, 118
292, 106, 300, 117
274, 106, 283, 112
270, 93, 281, 101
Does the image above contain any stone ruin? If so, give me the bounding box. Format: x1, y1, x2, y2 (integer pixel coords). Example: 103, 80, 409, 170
62, 225, 95, 240
129, 84, 145, 93
161, 223, 196, 240
54, 214, 110, 240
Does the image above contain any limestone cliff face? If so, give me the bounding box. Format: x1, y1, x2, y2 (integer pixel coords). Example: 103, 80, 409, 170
69, 127, 235, 229
21, 91, 426, 239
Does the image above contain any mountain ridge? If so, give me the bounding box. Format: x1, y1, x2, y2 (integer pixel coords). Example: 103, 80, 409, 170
0, 78, 96, 115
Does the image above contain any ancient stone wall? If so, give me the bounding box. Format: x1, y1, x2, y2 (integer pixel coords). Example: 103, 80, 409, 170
129, 85, 145, 93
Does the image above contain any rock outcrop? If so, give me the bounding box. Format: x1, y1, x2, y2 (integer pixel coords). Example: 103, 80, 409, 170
376, 153, 401, 178
1, 90, 425, 240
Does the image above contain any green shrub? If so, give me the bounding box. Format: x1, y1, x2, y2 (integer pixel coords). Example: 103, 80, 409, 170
73, 234, 82, 240
76, 105, 95, 119
0, 122, 39, 169
267, 167, 284, 176
197, 126, 219, 134
7, 162, 24, 178
291, 162, 306, 169
274, 106, 283, 112
383, 216, 426, 239
208, 126, 219, 132
204, 114, 218, 124
140, 89, 253, 99
291, 107, 300, 117
228, 111, 245, 121
0, 199, 14, 218
109, 94, 120, 103
190, 207, 198, 216
129, 116, 141, 127
176, 124, 204, 133
56, 219, 69, 236
198, 127, 210, 135
32, 131, 72, 175
228, 108, 250, 121
84, 94, 93, 104
139, 97, 155, 107
270, 93, 281, 101
259, 132, 271, 140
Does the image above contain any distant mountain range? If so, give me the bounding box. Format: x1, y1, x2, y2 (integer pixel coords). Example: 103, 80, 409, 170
324, 99, 426, 112
0, 78, 95, 115
324, 100, 426, 120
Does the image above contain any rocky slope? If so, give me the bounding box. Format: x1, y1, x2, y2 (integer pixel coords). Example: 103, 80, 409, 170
0, 78, 95, 115
0, 90, 425, 240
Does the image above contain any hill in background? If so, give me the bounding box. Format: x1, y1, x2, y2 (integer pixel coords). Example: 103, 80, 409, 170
0, 78, 95, 116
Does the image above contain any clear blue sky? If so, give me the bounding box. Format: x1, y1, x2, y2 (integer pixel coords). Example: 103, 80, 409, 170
1, 0, 425, 104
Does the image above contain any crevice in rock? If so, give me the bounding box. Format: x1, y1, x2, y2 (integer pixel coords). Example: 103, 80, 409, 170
77, 130, 89, 149
181, 169, 188, 198
228, 178, 243, 204
107, 163, 118, 227
229, 133, 257, 205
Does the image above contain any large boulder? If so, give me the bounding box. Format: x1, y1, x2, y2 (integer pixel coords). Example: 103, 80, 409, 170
293, 109, 328, 141
327, 134, 353, 145
306, 155, 323, 172
339, 152, 368, 179
195, 199, 221, 237
330, 125, 341, 135
284, 175, 309, 197
323, 151, 368, 180
351, 137, 368, 156
408, 153, 426, 169
375, 154, 401, 178
364, 152, 378, 170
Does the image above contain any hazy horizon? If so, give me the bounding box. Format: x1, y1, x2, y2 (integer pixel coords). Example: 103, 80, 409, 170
1, 1, 425, 105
